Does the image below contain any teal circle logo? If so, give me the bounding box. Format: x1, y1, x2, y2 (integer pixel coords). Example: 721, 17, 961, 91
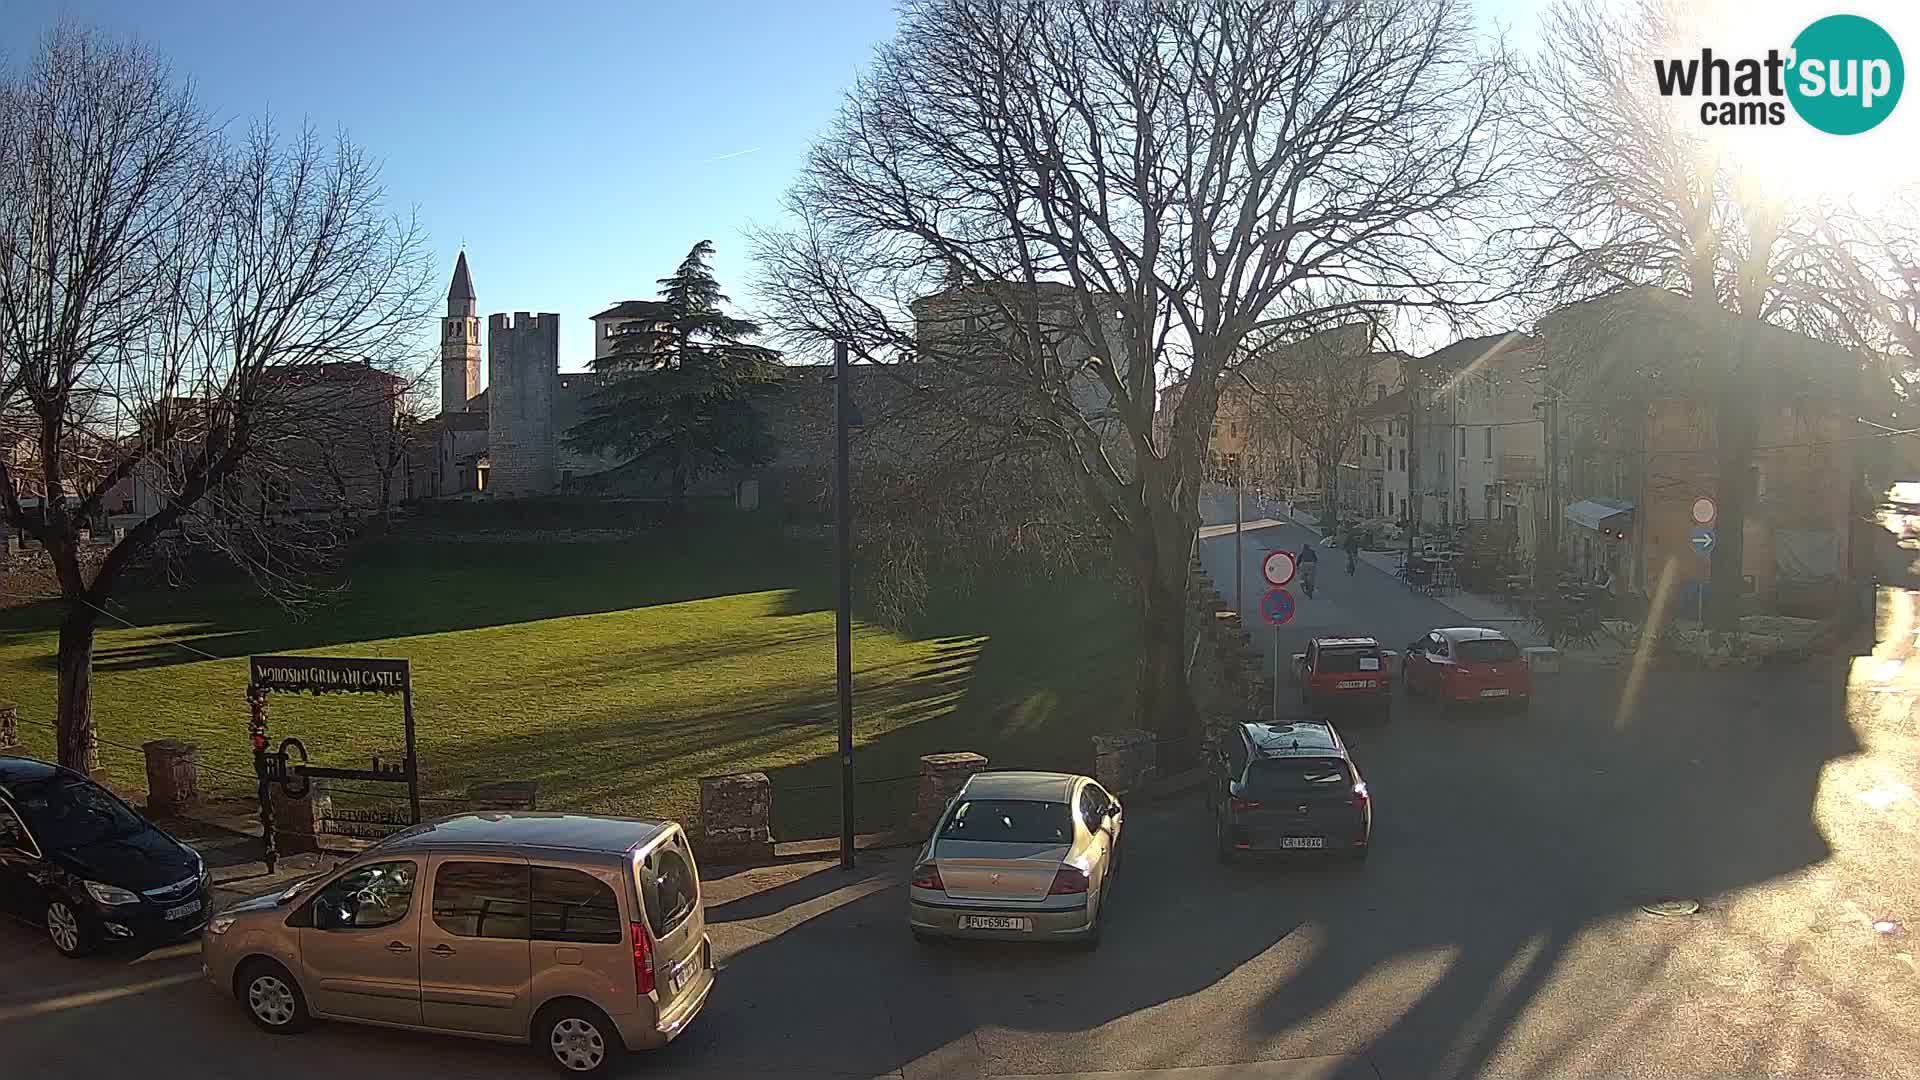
1787, 14, 1904, 135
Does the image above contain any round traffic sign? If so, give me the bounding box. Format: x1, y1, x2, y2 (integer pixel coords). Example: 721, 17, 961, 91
1691, 497, 1716, 526
1262, 549, 1297, 587
1260, 587, 1296, 626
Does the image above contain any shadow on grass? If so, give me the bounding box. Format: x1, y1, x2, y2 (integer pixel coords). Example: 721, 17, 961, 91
0, 520, 838, 669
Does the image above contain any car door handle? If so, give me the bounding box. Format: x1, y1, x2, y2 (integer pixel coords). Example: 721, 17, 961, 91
386, 941, 413, 954
431, 944, 456, 957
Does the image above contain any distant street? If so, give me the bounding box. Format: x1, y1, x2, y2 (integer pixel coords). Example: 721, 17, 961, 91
4, 503, 1917, 1078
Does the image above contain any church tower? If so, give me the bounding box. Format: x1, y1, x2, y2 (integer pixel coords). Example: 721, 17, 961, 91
440, 252, 481, 414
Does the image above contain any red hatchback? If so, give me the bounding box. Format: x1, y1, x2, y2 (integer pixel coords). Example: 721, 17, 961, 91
1293, 636, 1392, 720
1402, 627, 1531, 710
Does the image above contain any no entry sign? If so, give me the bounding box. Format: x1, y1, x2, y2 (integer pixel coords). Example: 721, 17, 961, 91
1260, 587, 1296, 626
1262, 549, 1298, 587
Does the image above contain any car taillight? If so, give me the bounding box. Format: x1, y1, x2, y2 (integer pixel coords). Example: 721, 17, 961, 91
911, 862, 944, 890
1048, 865, 1090, 894
1352, 782, 1369, 809
1229, 797, 1262, 813
631, 923, 654, 995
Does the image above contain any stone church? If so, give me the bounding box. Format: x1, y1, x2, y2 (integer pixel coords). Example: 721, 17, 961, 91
418, 253, 671, 498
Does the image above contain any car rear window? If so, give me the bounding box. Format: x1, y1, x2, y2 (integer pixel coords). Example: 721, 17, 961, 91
1456, 639, 1521, 663
1245, 758, 1353, 799
1318, 649, 1382, 673
939, 799, 1072, 845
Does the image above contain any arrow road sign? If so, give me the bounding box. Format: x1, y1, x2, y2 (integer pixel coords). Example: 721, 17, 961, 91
1262, 549, 1298, 587
1260, 587, 1296, 626
1689, 526, 1715, 556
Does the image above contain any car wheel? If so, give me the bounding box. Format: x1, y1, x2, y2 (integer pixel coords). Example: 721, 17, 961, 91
45, 896, 91, 958
239, 958, 310, 1034
539, 1001, 619, 1075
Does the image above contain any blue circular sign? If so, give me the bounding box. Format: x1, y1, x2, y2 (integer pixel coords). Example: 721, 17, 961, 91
1260, 587, 1296, 625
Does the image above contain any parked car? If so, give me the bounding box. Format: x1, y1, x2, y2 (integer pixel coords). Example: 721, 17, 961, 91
1293, 635, 1393, 720
908, 770, 1121, 947
1209, 720, 1371, 862
0, 754, 210, 958
1403, 627, 1532, 710
201, 812, 713, 1076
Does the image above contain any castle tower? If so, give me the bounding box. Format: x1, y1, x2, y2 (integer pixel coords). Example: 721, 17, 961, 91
440, 252, 481, 414
487, 311, 561, 495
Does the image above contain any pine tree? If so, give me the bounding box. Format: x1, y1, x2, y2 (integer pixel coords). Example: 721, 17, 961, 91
566, 241, 781, 518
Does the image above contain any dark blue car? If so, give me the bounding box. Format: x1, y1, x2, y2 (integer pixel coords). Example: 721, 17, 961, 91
0, 755, 210, 957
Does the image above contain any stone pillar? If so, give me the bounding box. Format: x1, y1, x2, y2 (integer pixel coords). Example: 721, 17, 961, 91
0, 702, 15, 751
1091, 730, 1157, 794
697, 772, 772, 864
468, 780, 539, 812
142, 739, 201, 817
913, 752, 988, 834
269, 779, 331, 854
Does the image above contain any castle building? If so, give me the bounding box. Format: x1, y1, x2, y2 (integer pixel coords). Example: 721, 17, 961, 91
418, 255, 645, 498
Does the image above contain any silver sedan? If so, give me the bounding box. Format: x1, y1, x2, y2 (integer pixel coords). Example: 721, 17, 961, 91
907, 771, 1122, 947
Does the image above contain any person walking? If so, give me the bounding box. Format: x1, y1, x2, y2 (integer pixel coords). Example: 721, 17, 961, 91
1298, 540, 1319, 597
1344, 528, 1361, 576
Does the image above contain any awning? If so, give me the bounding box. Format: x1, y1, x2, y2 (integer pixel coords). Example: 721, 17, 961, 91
1564, 499, 1634, 531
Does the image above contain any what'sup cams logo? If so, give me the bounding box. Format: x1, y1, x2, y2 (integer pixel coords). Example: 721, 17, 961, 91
1653, 13, 1904, 133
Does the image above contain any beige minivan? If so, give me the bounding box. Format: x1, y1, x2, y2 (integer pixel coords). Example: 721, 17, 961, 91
201, 812, 713, 1075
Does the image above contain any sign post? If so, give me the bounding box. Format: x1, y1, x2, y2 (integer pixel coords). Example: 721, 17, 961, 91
1688, 526, 1715, 625
1260, 587, 1296, 721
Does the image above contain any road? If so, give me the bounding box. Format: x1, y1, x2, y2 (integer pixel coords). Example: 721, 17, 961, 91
4, 507, 1917, 1078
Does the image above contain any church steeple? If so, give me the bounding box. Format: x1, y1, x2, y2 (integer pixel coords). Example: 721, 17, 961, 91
440, 252, 481, 414
447, 251, 477, 317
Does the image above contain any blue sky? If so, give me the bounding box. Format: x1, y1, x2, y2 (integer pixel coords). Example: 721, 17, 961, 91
14, 0, 1552, 372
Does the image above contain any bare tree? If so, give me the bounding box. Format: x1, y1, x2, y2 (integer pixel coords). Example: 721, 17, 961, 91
1514, 0, 1869, 627
0, 28, 432, 771
754, 0, 1515, 758
310, 356, 434, 523
1242, 322, 1389, 520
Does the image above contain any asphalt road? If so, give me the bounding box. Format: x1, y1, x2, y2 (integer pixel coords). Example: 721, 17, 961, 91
4, 511, 1917, 1078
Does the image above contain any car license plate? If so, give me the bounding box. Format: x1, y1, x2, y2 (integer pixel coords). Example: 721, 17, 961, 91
165, 899, 202, 920
1279, 837, 1325, 849
959, 915, 1030, 931
1480, 688, 1510, 698
1338, 680, 1371, 689
669, 961, 692, 993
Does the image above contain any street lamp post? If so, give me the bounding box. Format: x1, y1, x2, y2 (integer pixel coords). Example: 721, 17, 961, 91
833, 340, 856, 871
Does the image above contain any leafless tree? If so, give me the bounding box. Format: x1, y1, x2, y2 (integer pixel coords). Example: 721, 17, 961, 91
1241, 322, 1391, 520
754, 0, 1516, 758
310, 356, 435, 523
0, 28, 432, 771
1513, 0, 1875, 628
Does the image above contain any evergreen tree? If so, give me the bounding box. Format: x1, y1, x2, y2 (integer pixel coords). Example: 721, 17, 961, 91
566, 240, 781, 517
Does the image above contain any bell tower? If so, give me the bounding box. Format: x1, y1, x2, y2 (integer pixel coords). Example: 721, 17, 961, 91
441, 251, 481, 414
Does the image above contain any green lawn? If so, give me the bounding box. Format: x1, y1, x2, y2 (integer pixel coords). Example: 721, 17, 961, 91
0, 521, 1136, 837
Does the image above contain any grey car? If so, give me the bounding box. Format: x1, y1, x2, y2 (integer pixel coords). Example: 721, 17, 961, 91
908, 771, 1122, 946
1209, 720, 1371, 862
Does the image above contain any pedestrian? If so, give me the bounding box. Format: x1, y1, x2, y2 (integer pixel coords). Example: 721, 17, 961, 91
1298, 541, 1319, 597
1344, 528, 1361, 576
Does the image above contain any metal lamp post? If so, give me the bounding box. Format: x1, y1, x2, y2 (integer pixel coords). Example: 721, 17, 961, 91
832, 341, 864, 870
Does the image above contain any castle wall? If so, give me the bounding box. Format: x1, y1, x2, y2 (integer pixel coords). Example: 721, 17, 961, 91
488, 312, 560, 495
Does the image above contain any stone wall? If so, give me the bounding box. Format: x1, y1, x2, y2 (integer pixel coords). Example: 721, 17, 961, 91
1184, 554, 1272, 748
487, 313, 561, 496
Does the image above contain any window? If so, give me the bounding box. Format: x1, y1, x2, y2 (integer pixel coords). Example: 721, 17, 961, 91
0, 800, 33, 854
1226, 733, 1251, 776
531, 867, 623, 944
639, 844, 698, 936
1432, 635, 1450, 657
1244, 758, 1353, 800
311, 861, 417, 931
1456, 639, 1522, 663
1077, 784, 1110, 829
1399, 448, 1406, 472
10, 777, 145, 849
1376, 384, 1387, 401
1484, 426, 1493, 459
1458, 428, 1467, 457
1317, 648, 1383, 673
432, 861, 531, 940
939, 799, 1072, 845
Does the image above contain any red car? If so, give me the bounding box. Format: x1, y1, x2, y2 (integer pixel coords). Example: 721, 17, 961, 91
1402, 627, 1532, 710
1292, 636, 1392, 720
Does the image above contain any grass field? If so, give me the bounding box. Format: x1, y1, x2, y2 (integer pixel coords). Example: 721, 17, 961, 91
0, 521, 1136, 837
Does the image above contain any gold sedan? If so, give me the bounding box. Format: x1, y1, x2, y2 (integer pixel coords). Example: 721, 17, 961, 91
908, 771, 1122, 947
